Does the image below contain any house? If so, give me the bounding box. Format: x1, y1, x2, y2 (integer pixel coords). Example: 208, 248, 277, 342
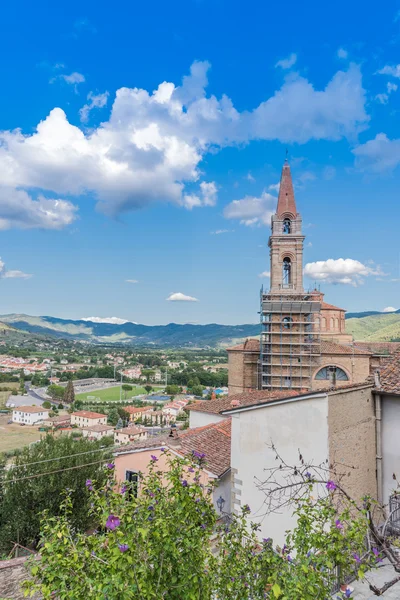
220, 384, 375, 545
373, 350, 400, 511
12, 406, 49, 425
114, 426, 148, 445
123, 406, 153, 422
41, 414, 71, 428
71, 410, 107, 428
81, 424, 115, 440
113, 419, 231, 515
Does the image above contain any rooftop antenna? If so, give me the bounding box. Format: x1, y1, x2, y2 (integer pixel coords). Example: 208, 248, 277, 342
285, 148, 289, 161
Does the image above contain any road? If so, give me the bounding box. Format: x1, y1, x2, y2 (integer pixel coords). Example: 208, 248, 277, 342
24, 383, 48, 402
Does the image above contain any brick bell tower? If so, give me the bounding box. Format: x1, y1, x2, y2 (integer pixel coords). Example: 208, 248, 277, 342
269, 159, 304, 294
259, 159, 322, 391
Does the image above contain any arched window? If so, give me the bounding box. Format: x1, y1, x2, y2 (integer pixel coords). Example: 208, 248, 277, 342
283, 218, 291, 234
315, 317, 320, 330
322, 317, 326, 329
330, 318, 334, 330
282, 316, 293, 330
315, 366, 348, 382
282, 257, 291, 287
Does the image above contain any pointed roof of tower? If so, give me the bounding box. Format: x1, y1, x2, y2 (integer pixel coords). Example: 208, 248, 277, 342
276, 159, 297, 217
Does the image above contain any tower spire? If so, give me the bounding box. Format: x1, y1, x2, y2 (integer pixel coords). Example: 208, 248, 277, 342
276, 159, 297, 217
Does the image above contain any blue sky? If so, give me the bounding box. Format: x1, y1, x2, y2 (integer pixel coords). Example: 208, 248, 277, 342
0, 0, 399, 325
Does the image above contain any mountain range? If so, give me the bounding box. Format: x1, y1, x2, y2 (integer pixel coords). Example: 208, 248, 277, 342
0, 309, 399, 347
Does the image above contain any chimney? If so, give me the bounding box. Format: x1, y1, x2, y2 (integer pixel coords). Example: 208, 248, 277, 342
167, 428, 181, 449
230, 399, 240, 408
374, 370, 381, 390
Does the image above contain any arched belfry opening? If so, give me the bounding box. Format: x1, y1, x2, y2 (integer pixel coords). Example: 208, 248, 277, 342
283, 218, 291, 234
282, 257, 292, 287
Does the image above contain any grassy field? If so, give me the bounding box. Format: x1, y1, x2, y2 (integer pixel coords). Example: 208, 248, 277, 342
0, 383, 20, 408
76, 385, 163, 402
0, 414, 43, 453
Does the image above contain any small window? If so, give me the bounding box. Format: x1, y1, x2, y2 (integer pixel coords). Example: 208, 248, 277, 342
282, 316, 293, 330
284, 376, 292, 388
125, 470, 139, 498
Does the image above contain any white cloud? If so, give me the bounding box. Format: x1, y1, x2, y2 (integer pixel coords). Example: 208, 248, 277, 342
377, 64, 400, 78
125, 279, 139, 283
224, 191, 276, 226
304, 258, 383, 287
337, 48, 348, 60
166, 292, 198, 302
210, 229, 233, 234
81, 316, 130, 324
323, 166, 336, 180
383, 306, 398, 313
0, 187, 77, 230
353, 133, 400, 171
0, 257, 32, 279
268, 182, 280, 192
375, 82, 398, 105
80, 91, 109, 123
258, 271, 270, 278
50, 72, 85, 92
275, 53, 297, 70
0, 61, 368, 225
246, 173, 255, 182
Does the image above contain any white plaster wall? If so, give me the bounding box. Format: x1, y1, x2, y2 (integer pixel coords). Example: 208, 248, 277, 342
381, 396, 400, 506
189, 411, 227, 429
231, 395, 329, 546
12, 410, 48, 424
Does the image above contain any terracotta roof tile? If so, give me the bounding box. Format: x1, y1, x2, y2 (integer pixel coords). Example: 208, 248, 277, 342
13, 406, 48, 414
379, 349, 400, 395
353, 342, 400, 356
277, 160, 297, 216
321, 340, 371, 355
81, 424, 114, 433
186, 389, 302, 415
123, 406, 153, 414
321, 301, 346, 312
177, 419, 231, 477
71, 410, 107, 419
227, 338, 260, 352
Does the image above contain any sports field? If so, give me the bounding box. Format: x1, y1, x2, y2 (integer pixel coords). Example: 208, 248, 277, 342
76, 385, 163, 402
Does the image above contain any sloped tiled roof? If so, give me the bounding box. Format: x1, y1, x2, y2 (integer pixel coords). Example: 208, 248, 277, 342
277, 160, 297, 216
177, 419, 231, 477
353, 342, 400, 356
321, 301, 346, 312
321, 340, 371, 355
226, 338, 260, 352
186, 389, 302, 415
81, 424, 114, 433
14, 406, 48, 414
71, 410, 107, 419
379, 349, 400, 395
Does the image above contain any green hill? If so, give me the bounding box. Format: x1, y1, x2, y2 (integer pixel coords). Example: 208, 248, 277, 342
346, 313, 400, 342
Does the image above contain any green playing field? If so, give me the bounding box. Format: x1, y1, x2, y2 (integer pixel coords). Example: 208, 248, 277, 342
76, 385, 162, 402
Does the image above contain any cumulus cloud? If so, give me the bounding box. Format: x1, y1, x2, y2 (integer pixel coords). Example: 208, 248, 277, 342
0, 61, 368, 225
166, 292, 198, 302
375, 82, 398, 104
268, 182, 280, 192
0, 188, 77, 230
210, 229, 233, 234
125, 279, 139, 283
377, 64, 400, 78
353, 133, 400, 171
50, 72, 85, 92
224, 191, 276, 226
337, 48, 348, 59
383, 306, 398, 312
0, 257, 32, 279
304, 258, 383, 287
81, 316, 130, 324
275, 53, 297, 69
80, 91, 109, 123
258, 271, 270, 278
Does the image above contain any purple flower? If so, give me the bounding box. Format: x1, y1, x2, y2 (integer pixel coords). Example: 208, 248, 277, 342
85, 479, 93, 491
263, 537, 272, 545
160, 447, 166, 452
192, 450, 206, 460
120, 485, 127, 494
335, 519, 343, 530
372, 547, 383, 563
305, 472, 312, 479
118, 544, 129, 553
353, 553, 361, 564
188, 467, 195, 473
345, 590, 352, 599
105, 514, 121, 530
182, 480, 188, 487
326, 480, 337, 491
106, 462, 115, 470
150, 455, 158, 462
148, 505, 154, 511
243, 504, 251, 513
149, 491, 155, 498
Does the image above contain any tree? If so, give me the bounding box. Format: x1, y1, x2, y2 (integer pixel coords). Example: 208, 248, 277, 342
142, 369, 155, 383
63, 380, 75, 404
121, 384, 132, 400
24, 452, 383, 600
191, 384, 204, 397
107, 408, 119, 426
144, 385, 152, 394
47, 384, 65, 401
42, 401, 52, 409
0, 435, 110, 554
165, 384, 179, 396
19, 369, 25, 394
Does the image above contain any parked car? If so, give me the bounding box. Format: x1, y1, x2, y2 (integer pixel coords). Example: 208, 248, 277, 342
20, 423, 26, 426
7, 419, 12, 424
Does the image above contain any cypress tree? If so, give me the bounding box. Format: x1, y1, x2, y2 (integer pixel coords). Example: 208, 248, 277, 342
64, 380, 75, 405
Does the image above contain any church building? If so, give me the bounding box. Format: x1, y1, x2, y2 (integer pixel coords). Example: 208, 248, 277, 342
227, 160, 391, 394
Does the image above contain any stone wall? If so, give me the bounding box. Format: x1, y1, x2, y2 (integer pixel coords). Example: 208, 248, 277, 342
0, 556, 39, 600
